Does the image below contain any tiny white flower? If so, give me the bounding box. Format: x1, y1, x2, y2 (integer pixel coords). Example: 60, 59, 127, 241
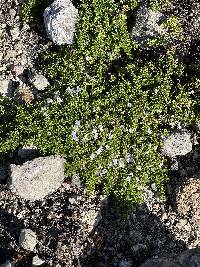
73, 120, 81, 130
92, 128, 98, 140
66, 87, 72, 94
72, 131, 78, 141
118, 158, 125, 168
108, 162, 113, 167
126, 172, 133, 182
90, 153, 95, 160
108, 133, 113, 139
98, 124, 104, 131
126, 153, 134, 163
147, 128, 152, 134
76, 86, 82, 93
56, 96, 63, 103
85, 56, 90, 61
96, 146, 103, 155
105, 145, 110, 150
99, 168, 107, 176
47, 98, 53, 104
113, 158, 118, 165
127, 102, 133, 107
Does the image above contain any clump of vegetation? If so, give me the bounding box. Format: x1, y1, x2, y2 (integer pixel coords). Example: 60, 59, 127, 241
1, 0, 200, 206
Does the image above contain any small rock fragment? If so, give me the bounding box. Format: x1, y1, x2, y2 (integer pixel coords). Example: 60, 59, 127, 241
8, 156, 65, 201
19, 229, 37, 251
15, 83, 34, 104
32, 255, 45, 266
161, 131, 192, 158
29, 73, 49, 91
0, 79, 13, 97
44, 0, 78, 45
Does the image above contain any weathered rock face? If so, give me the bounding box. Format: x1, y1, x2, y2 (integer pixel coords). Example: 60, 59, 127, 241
140, 248, 200, 267
161, 131, 193, 158
131, 5, 166, 45
43, 0, 78, 45
8, 156, 65, 201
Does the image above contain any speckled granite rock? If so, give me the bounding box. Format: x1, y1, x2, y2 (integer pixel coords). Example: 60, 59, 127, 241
161, 131, 193, 158
8, 156, 65, 201
43, 0, 78, 45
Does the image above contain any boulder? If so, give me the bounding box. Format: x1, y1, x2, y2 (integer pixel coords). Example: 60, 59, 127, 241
8, 156, 65, 201
43, 0, 78, 45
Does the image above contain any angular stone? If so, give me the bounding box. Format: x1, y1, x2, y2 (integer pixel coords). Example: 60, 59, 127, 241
43, 0, 78, 45
8, 156, 65, 201
29, 73, 49, 91
32, 255, 45, 266
0, 79, 13, 97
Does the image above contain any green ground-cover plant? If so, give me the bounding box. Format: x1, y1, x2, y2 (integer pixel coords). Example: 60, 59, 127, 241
0, 0, 200, 206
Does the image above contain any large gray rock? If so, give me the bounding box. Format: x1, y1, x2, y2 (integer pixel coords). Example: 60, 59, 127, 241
161, 131, 192, 158
132, 5, 166, 45
43, 0, 78, 45
19, 229, 37, 251
8, 156, 65, 201
140, 248, 200, 267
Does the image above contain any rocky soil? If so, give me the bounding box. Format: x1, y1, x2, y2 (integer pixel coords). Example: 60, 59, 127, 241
0, 0, 200, 266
